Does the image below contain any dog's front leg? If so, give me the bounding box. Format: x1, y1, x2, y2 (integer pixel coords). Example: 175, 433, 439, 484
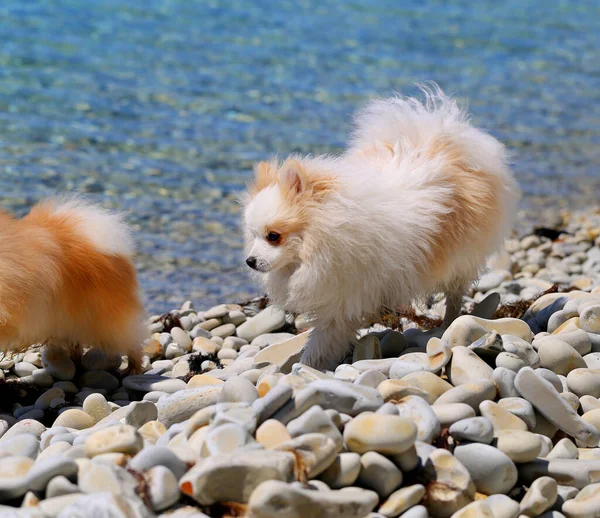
300, 321, 358, 371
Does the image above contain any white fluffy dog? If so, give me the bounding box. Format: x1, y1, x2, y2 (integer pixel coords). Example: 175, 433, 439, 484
243, 86, 519, 370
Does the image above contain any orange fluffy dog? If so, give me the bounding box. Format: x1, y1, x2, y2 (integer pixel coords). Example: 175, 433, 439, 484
0, 197, 147, 371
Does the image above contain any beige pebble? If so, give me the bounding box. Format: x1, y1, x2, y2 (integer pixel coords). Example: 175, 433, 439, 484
256, 420, 291, 449
84, 424, 143, 457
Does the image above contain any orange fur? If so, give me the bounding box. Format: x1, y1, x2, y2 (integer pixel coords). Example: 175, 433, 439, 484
418, 136, 502, 285
0, 201, 147, 370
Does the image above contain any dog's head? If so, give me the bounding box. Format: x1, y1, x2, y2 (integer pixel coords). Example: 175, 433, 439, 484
243, 157, 335, 273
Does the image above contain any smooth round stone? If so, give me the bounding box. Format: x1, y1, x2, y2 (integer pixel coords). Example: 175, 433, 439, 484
275, 433, 339, 479
426, 337, 452, 371
423, 449, 476, 517
493, 367, 520, 398
495, 352, 527, 372
204, 304, 234, 319
256, 419, 291, 449
493, 430, 542, 463
17, 408, 45, 421
217, 348, 238, 361
252, 332, 308, 372
224, 310, 247, 326
378, 484, 425, 518
567, 368, 600, 398
274, 380, 383, 424
287, 405, 341, 445
84, 424, 143, 457
81, 349, 122, 371
125, 374, 188, 394
581, 408, 600, 433
354, 370, 387, 388
479, 400, 528, 432
41, 347, 76, 381
535, 368, 564, 392
171, 327, 192, 350
502, 334, 540, 367
448, 346, 494, 385
389, 360, 427, 379
236, 307, 286, 342
449, 417, 494, 444
34, 388, 66, 410
78, 461, 132, 492
454, 443, 518, 494
187, 374, 224, 388
514, 367, 599, 447
0, 434, 39, 459
380, 331, 409, 358
248, 480, 378, 518
30, 369, 55, 388
82, 393, 112, 424
580, 395, 600, 414
14, 361, 38, 377
433, 380, 497, 411
218, 376, 259, 404
376, 403, 399, 416
352, 358, 397, 376
147, 465, 180, 511
580, 305, 600, 334
554, 330, 593, 356
377, 380, 432, 404
204, 423, 250, 456
584, 352, 600, 369
401, 371, 453, 402
318, 452, 361, 489
442, 315, 533, 348
343, 413, 417, 455
179, 450, 295, 505
0, 456, 34, 499
166, 342, 187, 359
138, 420, 167, 446
192, 336, 221, 355
538, 337, 586, 375
395, 395, 440, 443
562, 391, 581, 413
432, 403, 476, 428
46, 475, 80, 498
357, 451, 403, 498
497, 398, 537, 430
79, 370, 120, 392
352, 335, 382, 362
562, 482, 600, 517
157, 386, 222, 428
484, 494, 521, 518
130, 445, 188, 479
252, 333, 296, 349
53, 409, 95, 430
547, 438, 579, 460
211, 323, 236, 339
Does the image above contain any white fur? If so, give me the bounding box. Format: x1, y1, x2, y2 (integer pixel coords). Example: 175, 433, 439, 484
48, 196, 135, 256
244, 86, 519, 370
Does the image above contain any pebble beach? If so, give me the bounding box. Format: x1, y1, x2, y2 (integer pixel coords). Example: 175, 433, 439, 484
0, 207, 599, 518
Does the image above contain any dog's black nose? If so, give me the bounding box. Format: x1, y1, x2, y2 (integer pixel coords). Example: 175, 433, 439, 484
246, 256, 257, 269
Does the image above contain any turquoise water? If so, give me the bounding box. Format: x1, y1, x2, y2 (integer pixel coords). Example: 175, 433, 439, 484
0, 0, 598, 312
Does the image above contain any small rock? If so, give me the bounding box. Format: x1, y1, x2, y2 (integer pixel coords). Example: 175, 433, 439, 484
519, 476, 557, 516
179, 450, 295, 505
84, 425, 143, 457
343, 413, 417, 454
248, 480, 378, 518
357, 451, 403, 498
318, 452, 361, 489
449, 417, 494, 444
454, 443, 518, 494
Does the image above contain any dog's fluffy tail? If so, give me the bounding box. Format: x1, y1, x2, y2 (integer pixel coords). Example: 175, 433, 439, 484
26, 196, 135, 257
348, 83, 514, 182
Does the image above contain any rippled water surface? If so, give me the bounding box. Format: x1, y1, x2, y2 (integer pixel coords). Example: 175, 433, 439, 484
1, 0, 598, 312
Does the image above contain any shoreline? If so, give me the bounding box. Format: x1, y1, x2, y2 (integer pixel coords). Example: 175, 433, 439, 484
0, 205, 599, 516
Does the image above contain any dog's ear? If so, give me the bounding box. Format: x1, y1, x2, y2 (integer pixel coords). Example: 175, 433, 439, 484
250, 161, 276, 194
281, 160, 308, 195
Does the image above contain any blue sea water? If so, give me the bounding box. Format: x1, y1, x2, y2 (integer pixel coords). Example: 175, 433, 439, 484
0, 0, 598, 313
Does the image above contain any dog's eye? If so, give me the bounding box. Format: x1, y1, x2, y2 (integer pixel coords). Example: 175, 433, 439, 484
266, 231, 281, 243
